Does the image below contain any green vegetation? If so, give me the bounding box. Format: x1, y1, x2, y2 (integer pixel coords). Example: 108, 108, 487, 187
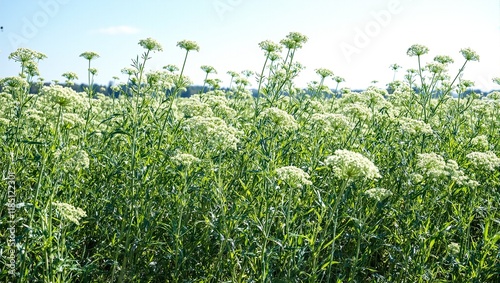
1, 33, 499, 282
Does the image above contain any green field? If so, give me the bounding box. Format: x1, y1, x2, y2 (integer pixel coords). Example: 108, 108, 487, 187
1, 34, 499, 282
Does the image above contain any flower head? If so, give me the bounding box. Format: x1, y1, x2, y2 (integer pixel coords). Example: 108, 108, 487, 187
365, 188, 392, 202
138, 37, 163, 52
177, 40, 200, 52
201, 65, 217, 75
171, 152, 200, 167
163, 64, 179, 73
325, 150, 381, 181
258, 40, 282, 54
9, 47, 47, 63
466, 151, 500, 172
52, 201, 87, 225
434, 55, 454, 65
276, 166, 312, 188
389, 63, 402, 71
460, 48, 480, 61
407, 44, 429, 57
79, 51, 100, 61
259, 107, 299, 132
315, 68, 334, 79
280, 32, 308, 49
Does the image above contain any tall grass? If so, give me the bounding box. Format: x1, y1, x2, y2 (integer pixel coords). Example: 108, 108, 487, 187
1, 35, 499, 282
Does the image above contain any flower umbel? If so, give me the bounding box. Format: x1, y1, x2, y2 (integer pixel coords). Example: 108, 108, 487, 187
325, 150, 381, 181
407, 44, 429, 57
52, 201, 87, 225
138, 37, 163, 52
460, 48, 480, 61
276, 166, 312, 188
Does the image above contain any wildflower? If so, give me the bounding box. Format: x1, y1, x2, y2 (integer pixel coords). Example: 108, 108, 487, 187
163, 64, 179, 73
434, 55, 454, 65
62, 71, 78, 81
62, 113, 85, 128
1, 76, 29, 89
364, 188, 392, 202
466, 151, 500, 172
308, 113, 352, 133
486, 91, 500, 100
25, 109, 46, 124
41, 84, 84, 108
88, 68, 98, 76
176, 40, 200, 52
182, 116, 241, 151
276, 166, 312, 188
138, 37, 163, 52
201, 65, 217, 75
389, 63, 401, 71
407, 44, 429, 56
258, 40, 282, 54
315, 68, 334, 79
333, 76, 345, 84
460, 48, 480, 61
8, 47, 47, 63
121, 68, 135, 77
241, 70, 254, 78
415, 153, 448, 180
259, 107, 299, 132
280, 32, 308, 49
52, 201, 87, 225
325, 149, 381, 181
425, 62, 446, 74
397, 117, 434, 135
54, 146, 90, 171
447, 242, 460, 256
340, 102, 373, 121
175, 97, 213, 118
79, 51, 100, 61
171, 152, 200, 167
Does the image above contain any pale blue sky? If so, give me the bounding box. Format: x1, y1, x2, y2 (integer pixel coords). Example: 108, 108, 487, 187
1, 0, 499, 90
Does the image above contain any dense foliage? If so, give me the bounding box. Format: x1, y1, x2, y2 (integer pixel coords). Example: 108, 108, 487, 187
1, 34, 499, 282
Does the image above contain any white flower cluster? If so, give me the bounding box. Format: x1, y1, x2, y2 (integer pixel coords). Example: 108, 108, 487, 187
466, 151, 500, 172
171, 152, 200, 167
40, 84, 86, 109
364, 188, 392, 201
397, 117, 434, 135
275, 166, 312, 188
325, 149, 381, 181
470, 135, 490, 151
195, 93, 237, 120
182, 116, 242, 151
175, 97, 213, 118
54, 146, 90, 171
308, 113, 353, 133
259, 107, 299, 132
414, 153, 478, 187
52, 201, 87, 225
339, 102, 373, 121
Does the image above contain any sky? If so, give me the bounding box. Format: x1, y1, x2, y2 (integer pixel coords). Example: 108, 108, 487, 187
0, 0, 499, 91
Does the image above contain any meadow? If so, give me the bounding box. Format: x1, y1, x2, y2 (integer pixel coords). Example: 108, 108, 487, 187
1, 33, 499, 282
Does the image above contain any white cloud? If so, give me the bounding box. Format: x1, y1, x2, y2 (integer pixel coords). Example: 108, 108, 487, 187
92, 25, 140, 35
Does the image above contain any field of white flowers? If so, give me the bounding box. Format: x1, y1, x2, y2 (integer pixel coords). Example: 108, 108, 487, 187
1, 33, 499, 282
